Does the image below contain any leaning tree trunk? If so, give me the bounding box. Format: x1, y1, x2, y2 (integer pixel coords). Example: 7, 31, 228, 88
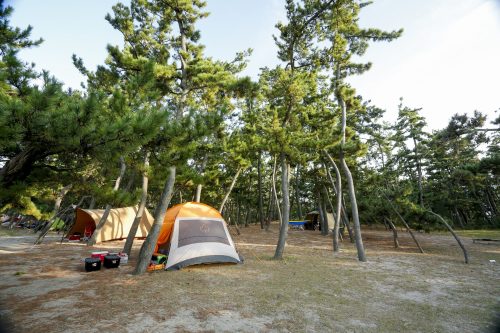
337, 92, 366, 262
114, 156, 127, 191
134, 166, 176, 275
34, 196, 87, 245
385, 217, 399, 248
257, 152, 265, 229
87, 204, 112, 246
427, 210, 469, 264
123, 151, 150, 256
0, 146, 44, 187
219, 167, 242, 214
324, 151, 342, 252
53, 184, 73, 213
382, 193, 424, 253
87, 156, 127, 246
340, 154, 366, 262
274, 152, 290, 260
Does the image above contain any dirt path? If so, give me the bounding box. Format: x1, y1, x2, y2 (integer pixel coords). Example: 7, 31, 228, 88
0, 225, 499, 332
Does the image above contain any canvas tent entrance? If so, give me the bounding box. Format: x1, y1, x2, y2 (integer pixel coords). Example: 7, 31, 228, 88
155, 202, 241, 270
304, 211, 334, 231
66, 206, 153, 243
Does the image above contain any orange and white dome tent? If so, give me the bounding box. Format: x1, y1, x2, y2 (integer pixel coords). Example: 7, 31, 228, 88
155, 202, 242, 270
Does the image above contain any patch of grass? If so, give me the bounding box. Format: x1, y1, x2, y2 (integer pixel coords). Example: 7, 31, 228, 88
14, 271, 26, 276
453, 229, 500, 239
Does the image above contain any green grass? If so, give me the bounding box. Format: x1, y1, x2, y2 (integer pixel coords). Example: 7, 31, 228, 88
451, 229, 500, 239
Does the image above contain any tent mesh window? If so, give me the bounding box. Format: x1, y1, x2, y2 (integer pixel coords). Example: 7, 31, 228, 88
178, 219, 230, 247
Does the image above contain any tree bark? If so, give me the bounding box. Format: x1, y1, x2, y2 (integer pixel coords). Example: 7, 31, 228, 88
123, 151, 150, 256
295, 164, 303, 219
274, 152, 290, 259
324, 152, 342, 252
195, 153, 208, 202
340, 155, 366, 261
427, 210, 469, 264
34, 196, 87, 244
382, 193, 425, 253
0, 146, 45, 186
257, 152, 265, 229
88, 196, 96, 209
337, 91, 366, 262
385, 217, 399, 248
87, 204, 112, 246
54, 184, 73, 213
114, 156, 126, 191
320, 186, 329, 236
271, 155, 282, 226
219, 167, 242, 214
134, 166, 176, 275
412, 137, 424, 207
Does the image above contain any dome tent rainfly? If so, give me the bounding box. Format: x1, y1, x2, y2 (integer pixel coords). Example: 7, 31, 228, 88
66, 206, 153, 243
155, 202, 242, 270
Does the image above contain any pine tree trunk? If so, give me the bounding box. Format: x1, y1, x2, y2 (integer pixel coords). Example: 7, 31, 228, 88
134, 166, 176, 275
412, 137, 424, 207
427, 210, 469, 264
324, 151, 342, 252
219, 167, 242, 214
385, 217, 399, 248
337, 91, 366, 262
271, 155, 282, 226
257, 152, 265, 229
114, 156, 126, 191
87, 204, 112, 246
295, 165, 303, 219
34, 196, 87, 244
123, 151, 150, 256
125, 173, 136, 192
321, 187, 329, 236
0, 146, 44, 186
54, 184, 72, 213
195, 153, 208, 202
274, 152, 290, 259
88, 197, 96, 209
245, 204, 250, 227
340, 154, 366, 262
383, 193, 425, 253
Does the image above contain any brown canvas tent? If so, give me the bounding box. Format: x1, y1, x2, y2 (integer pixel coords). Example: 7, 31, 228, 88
66, 206, 153, 243
304, 211, 334, 231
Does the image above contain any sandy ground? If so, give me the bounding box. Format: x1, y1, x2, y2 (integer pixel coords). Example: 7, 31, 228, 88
0, 224, 499, 333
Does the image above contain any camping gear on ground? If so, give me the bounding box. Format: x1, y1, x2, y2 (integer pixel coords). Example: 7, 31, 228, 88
103, 254, 121, 268
155, 202, 242, 270
147, 263, 165, 271
91, 251, 109, 263
84, 257, 101, 272
117, 252, 128, 264
68, 234, 81, 241
289, 221, 307, 230
65, 206, 154, 243
151, 253, 167, 265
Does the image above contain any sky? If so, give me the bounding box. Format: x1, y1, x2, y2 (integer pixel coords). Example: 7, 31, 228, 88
4, 0, 500, 130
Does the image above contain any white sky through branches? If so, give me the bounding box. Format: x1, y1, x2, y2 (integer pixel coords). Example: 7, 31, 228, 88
5, 0, 500, 130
